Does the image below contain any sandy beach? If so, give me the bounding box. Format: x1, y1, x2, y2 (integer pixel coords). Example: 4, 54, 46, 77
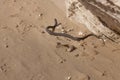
0, 0, 120, 80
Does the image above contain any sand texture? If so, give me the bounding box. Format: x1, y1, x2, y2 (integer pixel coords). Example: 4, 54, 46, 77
0, 0, 120, 80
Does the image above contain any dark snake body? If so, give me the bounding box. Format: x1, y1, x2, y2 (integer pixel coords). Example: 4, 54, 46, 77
45, 19, 100, 41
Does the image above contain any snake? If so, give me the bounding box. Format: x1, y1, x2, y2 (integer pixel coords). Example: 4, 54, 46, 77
45, 18, 102, 41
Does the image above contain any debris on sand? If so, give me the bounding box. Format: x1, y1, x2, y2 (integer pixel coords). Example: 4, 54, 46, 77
56, 42, 76, 52
66, 45, 76, 52
78, 31, 84, 36
67, 76, 72, 80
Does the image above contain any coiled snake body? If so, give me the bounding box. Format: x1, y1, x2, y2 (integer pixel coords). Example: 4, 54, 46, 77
46, 19, 101, 41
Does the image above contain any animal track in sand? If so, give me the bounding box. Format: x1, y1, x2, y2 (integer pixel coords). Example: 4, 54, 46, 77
16, 20, 36, 35
0, 63, 9, 73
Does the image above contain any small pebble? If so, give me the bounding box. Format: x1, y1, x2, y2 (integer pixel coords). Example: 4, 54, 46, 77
61, 29, 67, 33
102, 71, 107, 76
59, 59, 66, 63
6, 45, 9, 48
67, 28, 73, 32
67, 76, 72, 80
41, 31, 45, 34
75, 54, 79, 57
16, 25, 19, 28
67, 45, 76, 52
4, 44, 9, 48
103, 39, 107, 42
56, 42, 62, 48
78, 31, 84, 36
38, 13, 43, 17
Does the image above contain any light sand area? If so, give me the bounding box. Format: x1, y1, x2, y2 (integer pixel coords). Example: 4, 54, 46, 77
0, 0, 120, 80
